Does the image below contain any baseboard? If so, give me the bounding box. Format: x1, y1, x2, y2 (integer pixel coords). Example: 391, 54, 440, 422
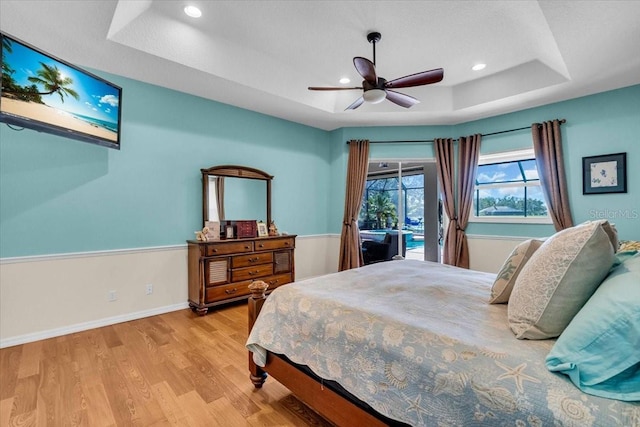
0, 302, 190, 349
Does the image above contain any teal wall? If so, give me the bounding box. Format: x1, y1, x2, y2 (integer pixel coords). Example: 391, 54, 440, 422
1, 73, 638, 258
329, 85, 640, 240
0, 73, 331, 257
460, 85, 639, 240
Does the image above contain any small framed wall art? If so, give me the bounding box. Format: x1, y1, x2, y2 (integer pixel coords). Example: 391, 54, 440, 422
582, 152, 627, 195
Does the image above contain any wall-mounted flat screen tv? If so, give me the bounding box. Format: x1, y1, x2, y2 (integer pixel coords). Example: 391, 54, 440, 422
1, 32, 122, 149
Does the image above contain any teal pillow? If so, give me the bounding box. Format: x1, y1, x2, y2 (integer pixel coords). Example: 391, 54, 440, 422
612, 249, 639, 269
545, 252, 640, 401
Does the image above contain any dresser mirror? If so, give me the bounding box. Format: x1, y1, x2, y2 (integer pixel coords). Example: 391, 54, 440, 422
201, 165, 272, 227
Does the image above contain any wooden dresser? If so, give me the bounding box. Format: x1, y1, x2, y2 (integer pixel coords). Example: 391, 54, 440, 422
187, 235, 296, 314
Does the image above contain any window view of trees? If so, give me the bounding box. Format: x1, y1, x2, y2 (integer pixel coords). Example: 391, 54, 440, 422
475, 191, 548, 216
474, 158, 548, 218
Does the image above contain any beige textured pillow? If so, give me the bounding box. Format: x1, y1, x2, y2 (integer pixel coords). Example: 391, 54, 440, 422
598, 220, 619, 251
489, 239, 544, 304
508, 221, 615, 339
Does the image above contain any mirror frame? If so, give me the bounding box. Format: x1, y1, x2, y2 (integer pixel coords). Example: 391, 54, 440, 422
201, 165, 273, 226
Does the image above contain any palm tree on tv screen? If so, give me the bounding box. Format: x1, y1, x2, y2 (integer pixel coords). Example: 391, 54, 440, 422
1, 37, 17, 90
27, 62, 79, 103
2, 36, 12, 54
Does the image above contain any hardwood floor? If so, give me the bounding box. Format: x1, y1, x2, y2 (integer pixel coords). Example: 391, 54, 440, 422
0, 303, 333, 426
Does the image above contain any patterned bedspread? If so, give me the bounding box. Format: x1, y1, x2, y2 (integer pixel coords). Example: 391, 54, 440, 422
246, 260, 639, 426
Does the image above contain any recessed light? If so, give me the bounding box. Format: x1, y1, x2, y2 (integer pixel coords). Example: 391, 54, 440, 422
184, 5, 202, 18
472, 63, 486, 71
339, 77, 351, 84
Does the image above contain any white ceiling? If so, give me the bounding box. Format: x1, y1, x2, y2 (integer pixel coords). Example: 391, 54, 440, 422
1, 1, 639, 131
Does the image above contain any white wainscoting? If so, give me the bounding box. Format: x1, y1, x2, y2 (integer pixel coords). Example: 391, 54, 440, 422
295, 234, 341, 278
0, 235, 340, 348
0, 246, 189, 348
1, 233, 534, 347
467, 234, 537, 273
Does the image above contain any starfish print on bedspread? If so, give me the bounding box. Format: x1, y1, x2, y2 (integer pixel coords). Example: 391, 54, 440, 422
402, 392, 432, 425
495, 361, 541, 393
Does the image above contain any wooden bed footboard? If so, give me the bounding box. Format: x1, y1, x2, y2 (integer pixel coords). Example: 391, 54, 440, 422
247, 282, 395, 427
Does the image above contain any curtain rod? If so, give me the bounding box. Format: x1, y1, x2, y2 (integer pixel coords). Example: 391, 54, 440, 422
346, 118, 566, 144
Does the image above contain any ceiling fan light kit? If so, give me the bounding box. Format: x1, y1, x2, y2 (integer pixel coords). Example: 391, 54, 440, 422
363, 88, 386, 104
308, 31, 444, 110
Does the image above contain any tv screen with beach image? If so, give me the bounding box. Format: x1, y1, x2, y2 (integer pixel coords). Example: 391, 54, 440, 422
1, 32, 121, 149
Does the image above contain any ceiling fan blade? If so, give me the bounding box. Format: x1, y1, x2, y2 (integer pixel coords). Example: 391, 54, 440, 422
353, 57, 377, 85
345, 96, 365, 110
308, 86, 363, 91
385, 90, 420, 108
385, 68, 444, 89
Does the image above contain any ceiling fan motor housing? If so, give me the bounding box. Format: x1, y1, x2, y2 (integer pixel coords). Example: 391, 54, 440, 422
363, 77, 387, 91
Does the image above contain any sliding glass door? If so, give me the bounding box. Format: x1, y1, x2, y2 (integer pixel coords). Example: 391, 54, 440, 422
359, 161, 440, 263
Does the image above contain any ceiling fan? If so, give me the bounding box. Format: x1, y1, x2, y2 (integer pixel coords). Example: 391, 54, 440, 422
308, 32, 444, 110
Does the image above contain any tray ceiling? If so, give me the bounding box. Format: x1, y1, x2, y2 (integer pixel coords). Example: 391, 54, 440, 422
1, 1, 639, 130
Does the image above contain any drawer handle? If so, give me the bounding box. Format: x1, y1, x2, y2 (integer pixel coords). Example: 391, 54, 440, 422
269, 279, 279, 285
258, 244, 264, 248
284, 242, 289, 246
245, 245, 251, 249
225, 288, 238, 294
248, 257, 259, 263
248, 270, 260, 276
211, 248, 218, 253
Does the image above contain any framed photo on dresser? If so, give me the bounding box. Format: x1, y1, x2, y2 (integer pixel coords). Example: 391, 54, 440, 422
257, 221, 269, 237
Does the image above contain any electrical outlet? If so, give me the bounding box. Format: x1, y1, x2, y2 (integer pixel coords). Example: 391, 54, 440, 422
146, 283, 153, 295
108, 290, 117, 301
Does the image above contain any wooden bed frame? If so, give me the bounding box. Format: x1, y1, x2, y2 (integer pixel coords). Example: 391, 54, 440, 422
247, 282, 402, 427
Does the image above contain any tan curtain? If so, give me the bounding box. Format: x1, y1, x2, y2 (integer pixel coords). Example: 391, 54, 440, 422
434, 138, 457, 266
216, 177, 225, 220
435, 135, 481, 268
338, 139, 370, 271
455, 134, 482, 269
532, 120, 573, 231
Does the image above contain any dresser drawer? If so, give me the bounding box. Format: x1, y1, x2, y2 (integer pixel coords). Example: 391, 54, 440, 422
263, 273, 294, 290
205, 281, 252, 303
232, 252, 273, 268
206, 241, 253, 256
231, 263, 273, 282
255, 237, 295, 251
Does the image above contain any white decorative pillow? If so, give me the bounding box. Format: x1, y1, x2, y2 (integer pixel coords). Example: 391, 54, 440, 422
489, 239, 544, 304
508, 221, 615, 339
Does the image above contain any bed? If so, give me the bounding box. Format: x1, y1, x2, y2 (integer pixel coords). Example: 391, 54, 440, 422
246, 232, 640, 426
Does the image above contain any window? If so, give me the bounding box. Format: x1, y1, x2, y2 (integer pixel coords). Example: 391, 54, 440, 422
471, 149, 551, 223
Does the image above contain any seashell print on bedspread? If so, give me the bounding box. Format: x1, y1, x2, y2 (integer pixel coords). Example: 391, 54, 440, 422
246, 260, 639, 426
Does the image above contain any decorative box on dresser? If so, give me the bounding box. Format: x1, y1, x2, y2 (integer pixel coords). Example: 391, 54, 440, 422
188, 235, 296, 315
